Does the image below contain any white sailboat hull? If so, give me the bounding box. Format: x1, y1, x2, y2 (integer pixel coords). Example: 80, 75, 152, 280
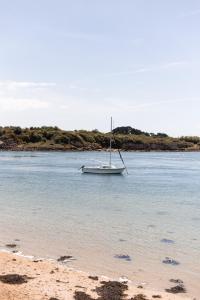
82, 166, 125, 174
80, 117, 127, 175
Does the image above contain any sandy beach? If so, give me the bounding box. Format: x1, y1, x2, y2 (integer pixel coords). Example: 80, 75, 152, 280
0, 251, 192, 300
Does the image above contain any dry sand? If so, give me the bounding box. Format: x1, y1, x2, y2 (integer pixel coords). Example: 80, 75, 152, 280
0, 251, 192, 300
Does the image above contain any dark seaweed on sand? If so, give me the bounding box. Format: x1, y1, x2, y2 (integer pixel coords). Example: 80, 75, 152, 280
130, 294, 147, 300
74, 280, 151, 300
74, 280, 128, 300
5, 244, 17, 248
96, 281, 128, 300
0, 274, 33, 284
33, 259, 43, 263
165, 284, 186, 294
57, 255, 73, 262
166, 279, 186, 294
74, 291, 94, 300
169, 279, 183, 284
88, 275, 99, 281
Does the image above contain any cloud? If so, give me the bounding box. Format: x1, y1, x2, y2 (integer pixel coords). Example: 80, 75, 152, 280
68, 83, 101, 94
106, 61, 190, 77
123, 98, 200, 112
0, 80, 56, 112
0, 97, 49, 111
68, 84, 90, 91
0, 80, 56, 89
94, 97, 199, 114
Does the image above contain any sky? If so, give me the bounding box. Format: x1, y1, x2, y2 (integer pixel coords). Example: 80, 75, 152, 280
0, 0, 200, 136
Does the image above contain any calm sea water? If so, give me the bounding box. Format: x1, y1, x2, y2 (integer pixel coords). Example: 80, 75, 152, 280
0, 151, 199, 296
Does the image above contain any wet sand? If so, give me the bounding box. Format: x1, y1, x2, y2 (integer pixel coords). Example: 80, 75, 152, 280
0, 251, 192, 300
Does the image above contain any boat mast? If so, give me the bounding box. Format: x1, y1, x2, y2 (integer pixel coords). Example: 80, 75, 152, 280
109, 117, 112, 166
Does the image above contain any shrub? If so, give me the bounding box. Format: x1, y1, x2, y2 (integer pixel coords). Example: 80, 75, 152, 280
180, 136, 200, 144
29, 133, 43, 143
54, 134, 70, 144
13, 127, 22, 135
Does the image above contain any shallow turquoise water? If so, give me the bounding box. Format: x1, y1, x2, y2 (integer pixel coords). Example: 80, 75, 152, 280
0, 151, 199, 296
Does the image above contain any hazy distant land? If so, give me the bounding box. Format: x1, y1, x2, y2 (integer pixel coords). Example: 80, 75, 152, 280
0, 125, 199, 151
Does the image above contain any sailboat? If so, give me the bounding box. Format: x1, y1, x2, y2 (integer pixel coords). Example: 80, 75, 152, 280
80, 118, 127, 174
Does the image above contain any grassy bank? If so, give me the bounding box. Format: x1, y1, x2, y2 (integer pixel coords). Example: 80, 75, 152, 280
0, 126, 199, 151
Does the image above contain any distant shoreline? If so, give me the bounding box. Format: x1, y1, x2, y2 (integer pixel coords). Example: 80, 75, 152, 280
0, 126, 200, 152
0, 148, 200, 152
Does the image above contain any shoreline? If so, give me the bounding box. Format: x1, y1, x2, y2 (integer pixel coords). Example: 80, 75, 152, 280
0, 250, 192, 300
0, 126, 200, 152
1, 148, 200, 152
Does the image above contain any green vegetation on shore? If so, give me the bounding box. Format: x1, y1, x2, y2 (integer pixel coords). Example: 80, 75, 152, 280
0, 125, 199, 151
